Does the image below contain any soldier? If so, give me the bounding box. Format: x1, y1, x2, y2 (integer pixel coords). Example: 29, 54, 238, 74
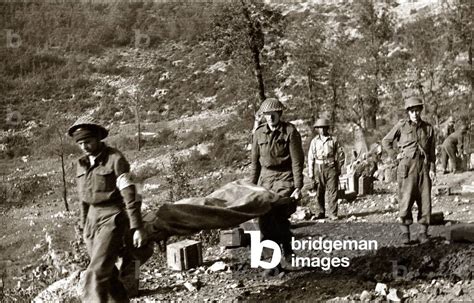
250, 98, 304, 275
68, 117, 150, 302
307, 118, 345, 220
440, 124, 468, 174
382, 97, 436, 245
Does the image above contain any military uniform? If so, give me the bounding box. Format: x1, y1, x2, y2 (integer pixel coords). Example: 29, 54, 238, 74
69, 117, 151, 302
251, 120, 304, 257
382, 119, 436, 226
307, 133, 344, 219
441, 129, 466, 173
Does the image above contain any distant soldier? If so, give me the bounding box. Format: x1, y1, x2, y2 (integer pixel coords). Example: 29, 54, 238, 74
382, 97, 436, 245
250, 98, 304, 275
307, 118, 345, 220
440, 124, 468, 174
68, 117, 150, 302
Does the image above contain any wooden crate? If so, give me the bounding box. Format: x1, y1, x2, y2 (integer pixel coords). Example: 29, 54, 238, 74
431, 212, 445, 225
339, 174, 359, 193
347, 173, 359, 194
219, 228, 248, 248
167, 240, 202, 271
358, 176, 373, 196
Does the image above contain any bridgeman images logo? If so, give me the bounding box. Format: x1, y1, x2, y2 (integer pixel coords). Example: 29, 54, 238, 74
245, 231, 378, 271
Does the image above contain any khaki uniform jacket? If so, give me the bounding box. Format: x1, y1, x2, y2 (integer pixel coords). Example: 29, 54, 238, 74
76, 144, 142, 229
382, 119, 436, 170
251, 121, 304, 189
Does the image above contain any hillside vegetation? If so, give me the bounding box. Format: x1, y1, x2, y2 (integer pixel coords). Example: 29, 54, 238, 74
1, 0, 472, 159
0, 0, 473, 301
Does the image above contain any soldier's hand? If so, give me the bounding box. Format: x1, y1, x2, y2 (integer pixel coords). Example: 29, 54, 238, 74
429, 170, 436, 182
290, 188, 302, 200
133, 228, 147, 248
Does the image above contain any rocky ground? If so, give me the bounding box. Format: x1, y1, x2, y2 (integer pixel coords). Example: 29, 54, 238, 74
10, 170, 471, 302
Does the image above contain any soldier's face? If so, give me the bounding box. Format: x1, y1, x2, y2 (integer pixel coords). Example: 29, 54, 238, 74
77, 137, 101, 156
264, 111, 281, 127
317, 127, 329, 135
408, 106, 423, 123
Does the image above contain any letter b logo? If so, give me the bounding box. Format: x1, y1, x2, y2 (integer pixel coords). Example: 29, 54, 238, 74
245, 231, 282, 269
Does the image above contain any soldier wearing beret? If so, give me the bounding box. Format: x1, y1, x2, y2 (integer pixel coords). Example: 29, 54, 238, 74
250, 98, 305, 275
68, 117, 150, 302
382, 97, 436, 245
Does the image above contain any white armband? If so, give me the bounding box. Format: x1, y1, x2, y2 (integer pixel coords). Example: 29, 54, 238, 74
116, 173, 134, 191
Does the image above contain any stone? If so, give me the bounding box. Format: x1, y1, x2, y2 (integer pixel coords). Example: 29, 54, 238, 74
184, 281, 197, 292
375, 283, 388, 296
207, 261, 227, 273
387, 288, 402, 302
360, 290, 372, 301
452, 285, 463, 296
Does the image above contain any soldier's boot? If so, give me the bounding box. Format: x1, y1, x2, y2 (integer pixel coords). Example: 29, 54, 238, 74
400, 224, 410, 245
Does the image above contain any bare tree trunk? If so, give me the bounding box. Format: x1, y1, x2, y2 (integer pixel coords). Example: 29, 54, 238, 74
240, 0, 265, 102
134, 94, 141, 151
252, 47, 265, 102
60, 153, 69, 212
57, 129, 69, 212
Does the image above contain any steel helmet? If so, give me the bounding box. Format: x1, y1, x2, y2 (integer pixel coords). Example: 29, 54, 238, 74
404, 96, 424, 110
258, 98, 286, 113
313, 118, 331, 128
67, 116, 108, 140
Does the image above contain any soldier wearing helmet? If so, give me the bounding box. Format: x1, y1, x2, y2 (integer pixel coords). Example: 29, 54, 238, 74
68, 116, 151, 302
440, 124, 468, 174
382, 97, 436, 245
307, 118, 345, 220
250, 98, 304, 275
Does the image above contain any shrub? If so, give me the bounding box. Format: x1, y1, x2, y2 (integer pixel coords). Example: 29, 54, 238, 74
0, 133, 31, 159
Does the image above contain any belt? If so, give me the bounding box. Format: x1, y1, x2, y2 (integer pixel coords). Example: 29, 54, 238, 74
314, 159, 335, 164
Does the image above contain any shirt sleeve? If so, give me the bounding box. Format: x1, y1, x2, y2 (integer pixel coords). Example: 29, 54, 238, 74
289, 128, 305, 189
250, 133, 261, 185
382, 122, 402, 159
114, 155, 143, 229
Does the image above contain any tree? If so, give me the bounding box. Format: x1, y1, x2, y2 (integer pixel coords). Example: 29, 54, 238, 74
351, 0, 395, 129
209, 1, 286, 105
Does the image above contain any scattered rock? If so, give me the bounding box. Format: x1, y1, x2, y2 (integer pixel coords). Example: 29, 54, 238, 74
452, 285, 463, 296
207, 261, 227, 273
387, 288, 402, 302
375, 283, 388, 296
360, 290, 372, 301
184, 281, 197, 292
405, 288, 419, 297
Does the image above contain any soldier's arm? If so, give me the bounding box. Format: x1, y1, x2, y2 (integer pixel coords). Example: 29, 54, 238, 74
307, 139, 315, 179
250, 133, 261, 185
289, 128, 305, 189
428, 126, 436, 172
76, 162, 88, 229
80, 203, 89, 229
382, 122, 402, 160
114, 156, 143, 230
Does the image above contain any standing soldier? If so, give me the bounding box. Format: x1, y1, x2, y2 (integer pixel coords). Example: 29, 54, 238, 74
307, 118, 345, 220
440, 124, 468, 174
250, 98, 304, 275
68, 116, 149, 302
382, 97, 436, 245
